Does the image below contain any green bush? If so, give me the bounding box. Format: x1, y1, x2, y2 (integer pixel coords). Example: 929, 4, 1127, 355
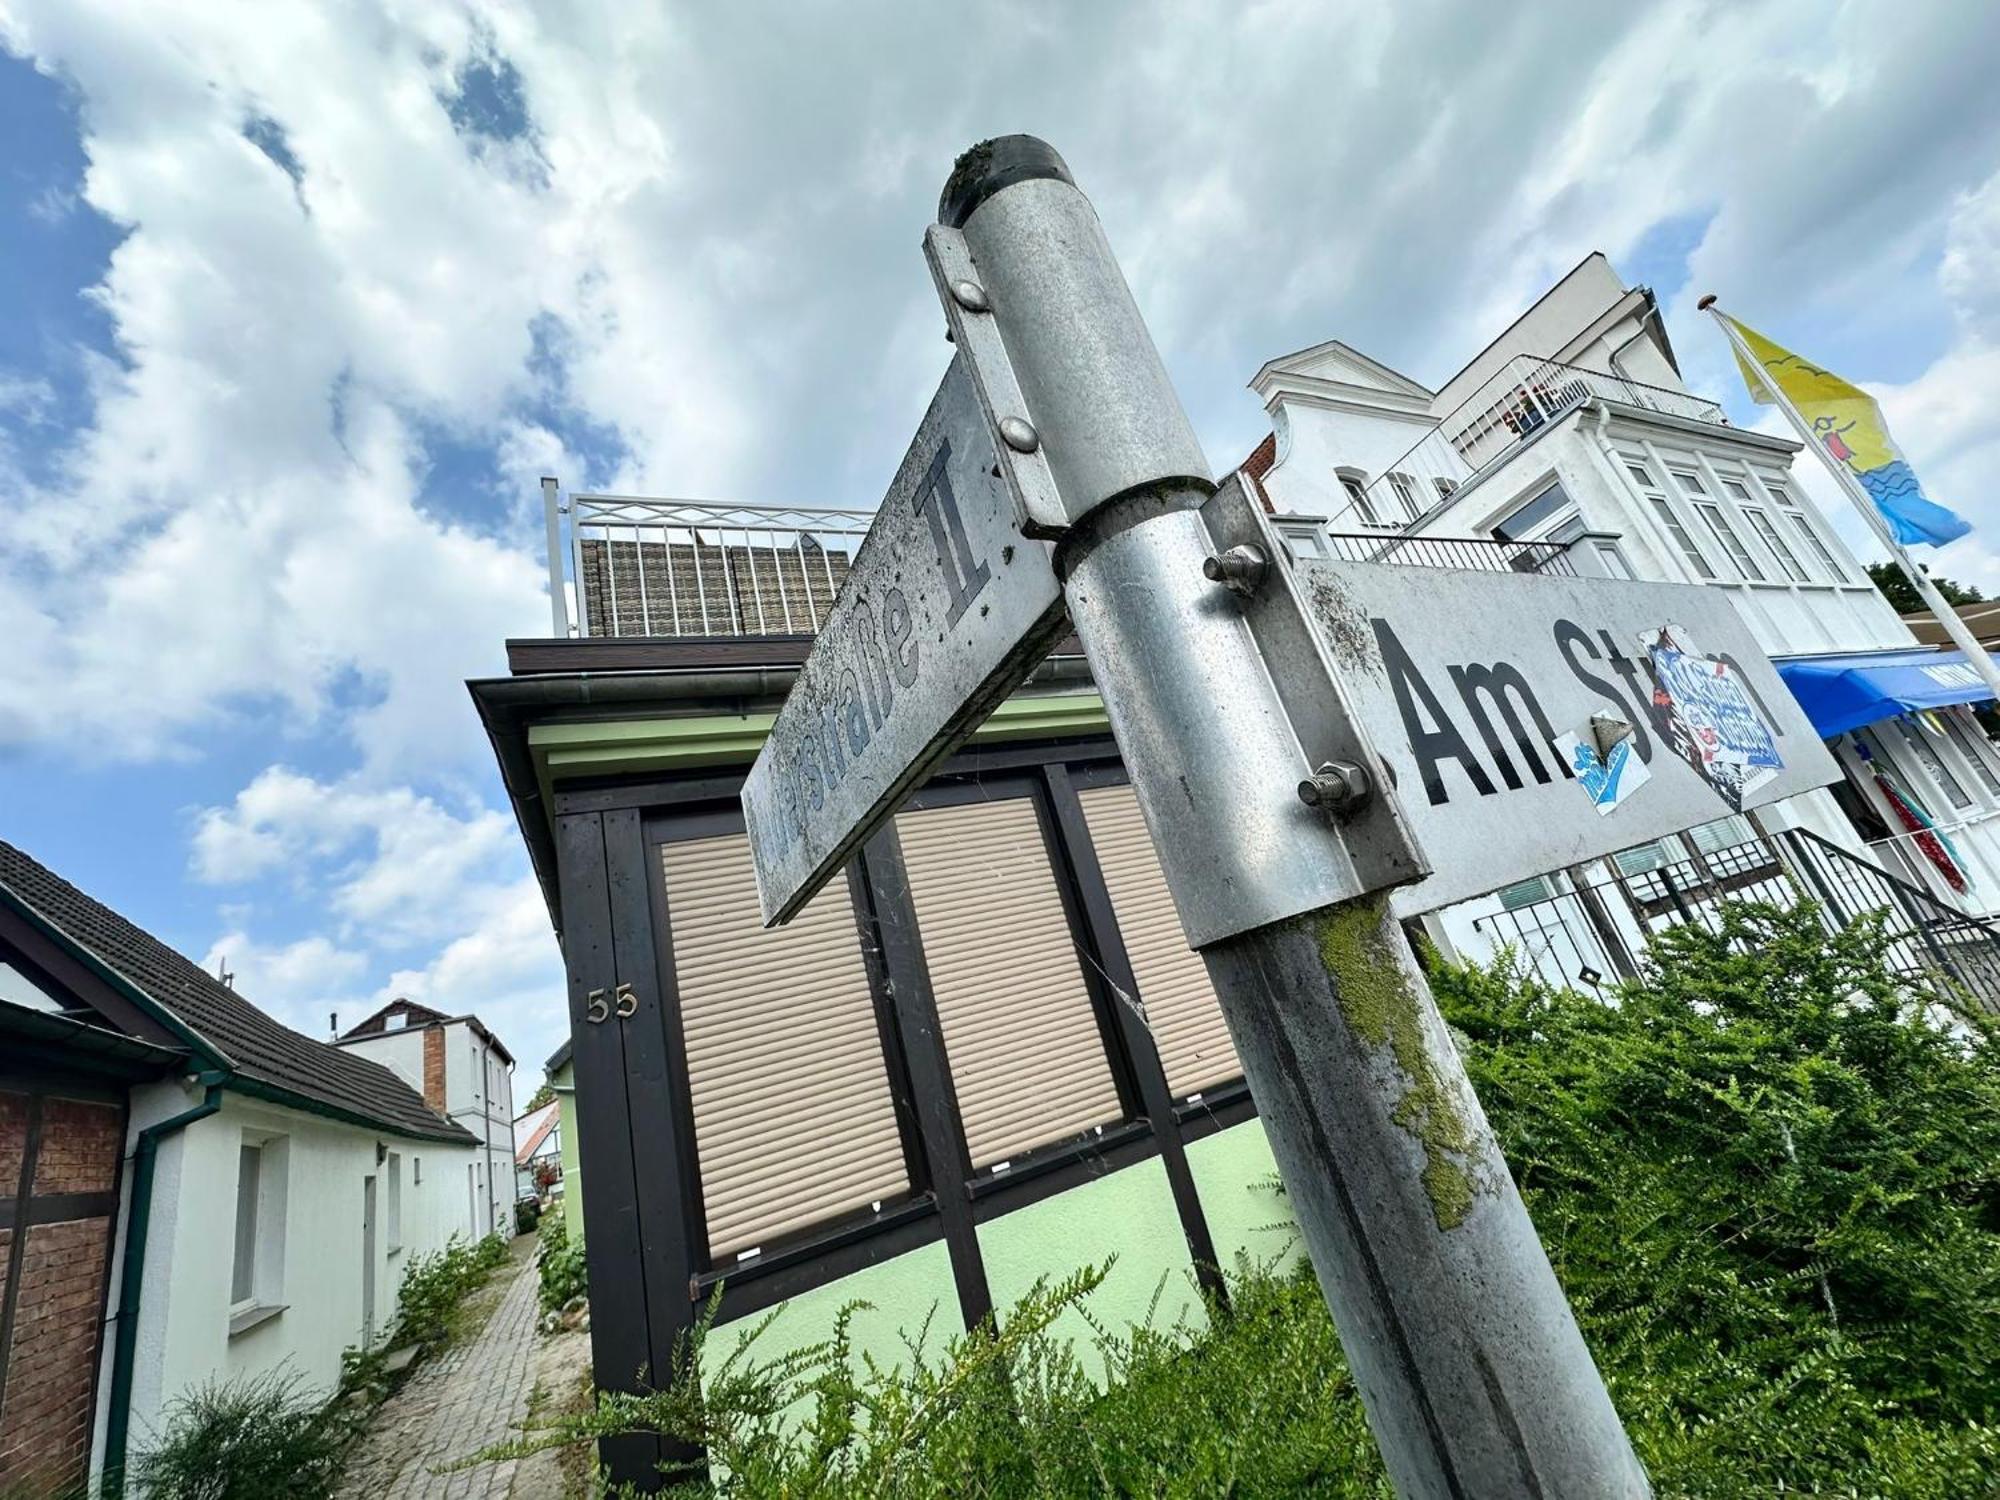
538, 1212, 589, 1315
134, 1371, 345, 1500
394, 1232, 510, 1347
470, 897, 2000, 1496
517, 1196, 542, 1235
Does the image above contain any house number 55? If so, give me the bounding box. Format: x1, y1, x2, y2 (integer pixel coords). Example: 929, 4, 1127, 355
585, 983, 640, 1024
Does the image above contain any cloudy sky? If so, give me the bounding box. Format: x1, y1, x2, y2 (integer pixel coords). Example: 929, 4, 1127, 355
3, 1, 1999, 1081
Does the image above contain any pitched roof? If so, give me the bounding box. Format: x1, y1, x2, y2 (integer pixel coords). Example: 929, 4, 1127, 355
342, 997, 453, 1036
336, 996, 516, 1067
0, 841, 475, 1145
514, 1100, 559, 1164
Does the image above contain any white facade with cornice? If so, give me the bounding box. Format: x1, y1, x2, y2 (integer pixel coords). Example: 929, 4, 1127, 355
1245, 253, 2000, 947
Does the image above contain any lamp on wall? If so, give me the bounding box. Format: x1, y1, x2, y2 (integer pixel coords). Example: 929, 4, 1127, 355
376, 1142, 388, 1165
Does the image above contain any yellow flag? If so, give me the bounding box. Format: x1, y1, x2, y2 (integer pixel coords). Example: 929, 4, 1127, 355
1720, 314, 1968, 547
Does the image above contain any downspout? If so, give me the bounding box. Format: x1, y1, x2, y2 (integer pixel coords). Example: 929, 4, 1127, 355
101, 1073, 226, 1497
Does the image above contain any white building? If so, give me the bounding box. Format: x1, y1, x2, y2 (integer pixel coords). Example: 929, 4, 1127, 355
335, 999, 518, 1237
0, 840, 481, 1498
1246, 252, 2000, 977
512, 1098, 559, 1201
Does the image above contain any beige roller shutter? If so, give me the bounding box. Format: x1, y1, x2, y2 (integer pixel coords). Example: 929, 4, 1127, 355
1078, 783, 1242, 1097
896, 797, 1124, 1167
662, 833, 907, 1258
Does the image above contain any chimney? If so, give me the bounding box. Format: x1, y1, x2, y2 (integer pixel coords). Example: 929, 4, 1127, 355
423, 1026, 447, 1114
329, 1011, 339, 1040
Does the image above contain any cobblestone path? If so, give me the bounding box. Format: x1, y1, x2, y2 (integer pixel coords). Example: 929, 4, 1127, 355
335, 1248, 543, 1500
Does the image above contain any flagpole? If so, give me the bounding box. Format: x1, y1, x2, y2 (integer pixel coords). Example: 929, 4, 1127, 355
1698, 295, 2000, 704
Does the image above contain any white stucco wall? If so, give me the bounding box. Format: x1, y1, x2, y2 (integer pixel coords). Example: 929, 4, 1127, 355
335, 1028, 425, 1096
100, 1080, 478, 1473
1258, 399, 1453, 526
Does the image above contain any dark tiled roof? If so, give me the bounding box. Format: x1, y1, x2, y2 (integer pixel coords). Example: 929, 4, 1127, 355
0, 841, 475, 1145
342, 997, 452, 1037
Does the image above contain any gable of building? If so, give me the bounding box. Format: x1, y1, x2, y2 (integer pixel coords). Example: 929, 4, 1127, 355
0, 842, 474, 1145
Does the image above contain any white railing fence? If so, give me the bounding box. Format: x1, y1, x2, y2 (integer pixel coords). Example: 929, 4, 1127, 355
542, 485, 875, 639
1334, 356, 1727, 532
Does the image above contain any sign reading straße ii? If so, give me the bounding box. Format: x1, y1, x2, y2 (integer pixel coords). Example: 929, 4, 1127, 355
742, 354, 1066, 926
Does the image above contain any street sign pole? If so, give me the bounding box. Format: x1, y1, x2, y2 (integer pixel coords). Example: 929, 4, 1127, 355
939, 137, 1649, 1498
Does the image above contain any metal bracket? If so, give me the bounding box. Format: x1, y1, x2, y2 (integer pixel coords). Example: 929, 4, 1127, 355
923, 224, 1072, 537
1198, 475, 1430, 903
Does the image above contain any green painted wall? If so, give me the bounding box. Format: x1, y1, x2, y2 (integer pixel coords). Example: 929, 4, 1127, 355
700, 1237, 959, 1395
552, 1058, 584, 1240
977, 1155, 1207, 1382
1186, 1118, 1301, 1276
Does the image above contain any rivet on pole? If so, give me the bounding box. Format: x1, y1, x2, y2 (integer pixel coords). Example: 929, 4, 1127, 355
998, 417, 1040, 454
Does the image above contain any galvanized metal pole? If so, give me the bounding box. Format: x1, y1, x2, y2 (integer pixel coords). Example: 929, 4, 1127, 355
942, 137, 1648, 1499
542, 475, 569, 637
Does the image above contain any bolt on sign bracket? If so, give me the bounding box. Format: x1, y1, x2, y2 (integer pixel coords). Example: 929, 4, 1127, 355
924, 224, 1072, 538
1195, 474, 1431, 917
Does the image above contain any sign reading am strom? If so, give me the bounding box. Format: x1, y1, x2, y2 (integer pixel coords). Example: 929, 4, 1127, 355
1294, 559, 1841, 917
742, 354, 1066, 925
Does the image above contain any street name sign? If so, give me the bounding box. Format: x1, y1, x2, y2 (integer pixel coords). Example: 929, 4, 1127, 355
742, 353, 1067, 925
1291, 556, 1841, 916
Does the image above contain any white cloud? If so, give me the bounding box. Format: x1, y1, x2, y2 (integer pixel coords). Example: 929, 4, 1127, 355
193, 766, 517, 946
378, 875, 567, 1070
198, 928, 370, 1040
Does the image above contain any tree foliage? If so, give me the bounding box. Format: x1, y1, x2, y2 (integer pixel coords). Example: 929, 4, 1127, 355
1865, 559, 1984, 614
470, 898, 2000, 1496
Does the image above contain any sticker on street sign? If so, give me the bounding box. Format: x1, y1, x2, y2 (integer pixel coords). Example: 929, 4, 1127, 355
1291, 558, 1839, 916
741, 354, 1067, 926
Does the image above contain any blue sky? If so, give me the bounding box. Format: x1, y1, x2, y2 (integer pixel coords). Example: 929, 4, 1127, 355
3, 1, 1999, 1078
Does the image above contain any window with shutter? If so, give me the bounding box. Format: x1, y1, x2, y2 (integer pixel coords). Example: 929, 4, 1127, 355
1076, 783, 1241, 1098
896, 797, 1124, 1167
661, 832, 908, 1259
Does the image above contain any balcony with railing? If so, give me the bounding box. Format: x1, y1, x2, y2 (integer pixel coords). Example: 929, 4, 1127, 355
1341, 355, 1727, 532
545, 490, 870, 638
547, 490, 1584, 642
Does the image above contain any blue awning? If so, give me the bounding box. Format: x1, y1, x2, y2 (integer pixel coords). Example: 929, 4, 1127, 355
1772, 647, 1994, 738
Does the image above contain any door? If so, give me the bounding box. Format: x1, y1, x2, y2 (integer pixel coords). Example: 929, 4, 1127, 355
361, 1174, 377, 1348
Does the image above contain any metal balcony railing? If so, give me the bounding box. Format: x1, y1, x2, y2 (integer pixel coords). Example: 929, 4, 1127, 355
544, 487, 872, 638
1317, 531, 1578, 576
1340, 355, 1727, 532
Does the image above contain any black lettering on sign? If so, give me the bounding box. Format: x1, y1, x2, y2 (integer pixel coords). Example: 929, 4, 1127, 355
849, 598, 895, 729
1373, 618, 1497, 806
883, 588, 919, 687
1555, 619, 1654, 763
1449, 660, 1570, 789
914, 441, 990, 627
1600, 629, 1670, 749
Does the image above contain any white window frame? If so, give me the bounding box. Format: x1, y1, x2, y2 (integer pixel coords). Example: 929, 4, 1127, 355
1755, 474, 1851, 582
1623, 452, 1715, 580
386, 1152, 403, 1255
1738, 502, 1811, 583
229, 1132, 289, 1326
1388, 471, 1422, 521
1336, 467, 1376, 525
1674, 468, 1763, 581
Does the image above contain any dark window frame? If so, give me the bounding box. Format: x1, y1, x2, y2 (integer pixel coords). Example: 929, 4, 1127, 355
555, 734, 1253, 1330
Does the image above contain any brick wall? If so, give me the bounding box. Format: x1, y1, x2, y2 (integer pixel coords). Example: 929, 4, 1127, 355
0, 1087, 124, 1499
0, 1219, 113, 1494
31, 1100, 120, 1195
423, 1027, 446, 1113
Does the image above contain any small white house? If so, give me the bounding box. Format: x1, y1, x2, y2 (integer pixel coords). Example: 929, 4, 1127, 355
335, 999, 518, 1237
513, 1099, 560, 1201
0, 840, 482, 1497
